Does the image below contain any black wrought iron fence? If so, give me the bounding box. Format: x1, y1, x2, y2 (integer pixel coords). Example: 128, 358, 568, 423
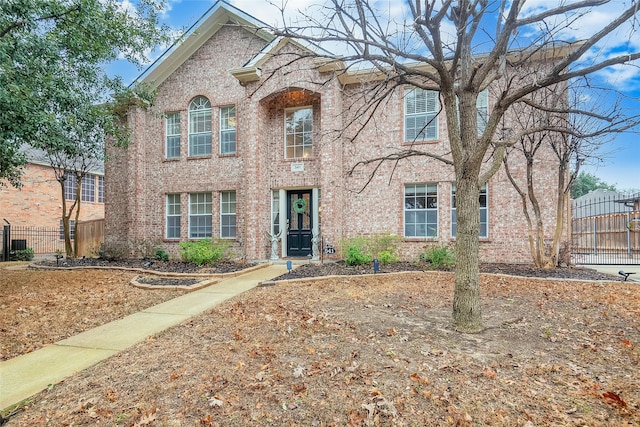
1, 225, 63, 260
571, 191, 640, 265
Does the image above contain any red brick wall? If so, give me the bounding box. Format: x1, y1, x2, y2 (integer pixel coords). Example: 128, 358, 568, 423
0, 163, 104, 229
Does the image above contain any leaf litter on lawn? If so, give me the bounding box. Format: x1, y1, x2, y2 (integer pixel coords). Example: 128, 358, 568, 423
4, 270, 639, 426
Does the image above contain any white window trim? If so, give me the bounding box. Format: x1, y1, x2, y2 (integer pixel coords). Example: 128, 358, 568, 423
451, 183, 489, 238
166, 194, 181, 239
404, 88, 439, 142
404, 183, 439, 238
165, 112, 181, 159
220, 105, 236, 155
284, 106, 313, 159
188, 96, 212, 157
220, 190, 236, 239
188, 192, 212, 239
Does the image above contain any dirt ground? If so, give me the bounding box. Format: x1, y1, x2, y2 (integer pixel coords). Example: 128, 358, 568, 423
2, 263, 639, 426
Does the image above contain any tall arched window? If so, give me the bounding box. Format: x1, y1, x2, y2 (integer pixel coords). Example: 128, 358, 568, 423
188, 96, 212, 156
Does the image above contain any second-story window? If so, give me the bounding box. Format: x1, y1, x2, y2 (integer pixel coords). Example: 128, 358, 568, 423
188, 96, 212, 157
220, 106, 236, 154
166, 112, 180, 158
285, 107, 312, 159
405, 88, 439, 142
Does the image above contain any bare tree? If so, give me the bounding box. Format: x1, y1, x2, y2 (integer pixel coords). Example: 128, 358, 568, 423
503, 79, 639, 268
272, 0, 640, 332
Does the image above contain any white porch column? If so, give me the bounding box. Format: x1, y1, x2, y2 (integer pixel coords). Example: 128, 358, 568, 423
312, 187, 320, 260
279, 189, 287, 257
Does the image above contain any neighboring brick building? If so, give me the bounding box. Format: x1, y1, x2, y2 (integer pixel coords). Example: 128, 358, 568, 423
0, 148, 104, 238
105, 1, 563, 263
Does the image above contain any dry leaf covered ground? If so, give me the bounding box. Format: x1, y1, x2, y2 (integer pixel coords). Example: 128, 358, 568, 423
2, 264, 639, 426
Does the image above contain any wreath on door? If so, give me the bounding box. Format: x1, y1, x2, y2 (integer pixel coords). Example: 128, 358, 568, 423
293, 198, 307, 214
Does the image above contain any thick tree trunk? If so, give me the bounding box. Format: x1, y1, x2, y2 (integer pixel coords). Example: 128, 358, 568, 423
452, 175, 483, 333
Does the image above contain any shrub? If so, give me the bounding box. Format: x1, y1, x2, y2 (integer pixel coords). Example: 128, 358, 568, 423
420, 245, 455, 269
344, 243, 372, 266
341, 233, 400, 266
98, 243, 128, 260
154, 247, 169, 262
10, 247, 34, 261
180, 239, 232, 265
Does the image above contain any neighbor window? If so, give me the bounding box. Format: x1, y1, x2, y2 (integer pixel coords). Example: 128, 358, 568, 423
97, 176, 104, 203
188, 96, 212, 156
64, 172, 77, 200
404, 184, 438, 238
220, 190, 236, 238
285, 107, 312, 159
451, 183, 488, 238
165, 112, 181, 158
189, 193, 212, 238
81, 174, 95, 202
220, 106, 236, 154
59, 220, 75, 240
166, 194, 181, 239
405, 88, 439, 141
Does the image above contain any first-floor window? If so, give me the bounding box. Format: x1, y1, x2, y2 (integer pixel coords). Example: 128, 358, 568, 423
189, 193, 212, 238
451, 183, 488, 238
271, 190, 280, 235
166, 194, 181, 239
220, 190, 236, 238
404, 183, 438, 237
59, 220, 75, 240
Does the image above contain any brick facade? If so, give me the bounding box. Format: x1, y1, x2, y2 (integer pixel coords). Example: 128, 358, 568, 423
0, 163, 104, 228
105, 3, 565, 263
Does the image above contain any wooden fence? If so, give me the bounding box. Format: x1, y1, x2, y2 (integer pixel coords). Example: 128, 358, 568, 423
76, 218, 104, 257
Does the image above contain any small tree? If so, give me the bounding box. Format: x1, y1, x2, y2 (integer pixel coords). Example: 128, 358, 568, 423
503, 80, 638, 268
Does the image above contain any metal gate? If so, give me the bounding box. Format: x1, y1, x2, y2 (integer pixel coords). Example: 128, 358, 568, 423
571, 191, 640, 265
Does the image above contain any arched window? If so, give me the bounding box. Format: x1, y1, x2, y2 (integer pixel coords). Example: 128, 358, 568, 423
188, 96, 212, 156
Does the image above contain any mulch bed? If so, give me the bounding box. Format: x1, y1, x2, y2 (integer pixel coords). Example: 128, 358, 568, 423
272, 261, 622, 282
35, 258, 252, 275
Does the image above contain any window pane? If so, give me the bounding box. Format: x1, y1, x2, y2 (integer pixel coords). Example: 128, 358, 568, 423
166, 112, 180, 158
189, 97, 211, 157
189, 193, 212, 238
81, 175, 95, 202
405, 88, 439, 141
166, 194, 181, 239
285, 107, 312, 159
404, 183, 438, 238
98, 176, 104, 203
220, 106, 236, 154
220, 190, 236, 238
64, 172, 77, 200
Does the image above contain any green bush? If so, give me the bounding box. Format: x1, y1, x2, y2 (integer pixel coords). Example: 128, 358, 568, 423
344, 243, 372, 266
10, 247, 34, 261
179, 239, 231, 265
154, 247, 169, 262
341, 233, 400, 266
420, 245, 455, 268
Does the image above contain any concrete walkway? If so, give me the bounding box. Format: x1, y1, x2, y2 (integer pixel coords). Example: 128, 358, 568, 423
0, 264, 289, 411
580, 264, 640, 282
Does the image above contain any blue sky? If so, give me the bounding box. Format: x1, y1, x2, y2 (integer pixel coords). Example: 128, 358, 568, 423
107, 0, 640, 192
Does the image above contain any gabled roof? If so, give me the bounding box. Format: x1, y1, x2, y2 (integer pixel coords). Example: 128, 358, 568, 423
135, 1, 276, 89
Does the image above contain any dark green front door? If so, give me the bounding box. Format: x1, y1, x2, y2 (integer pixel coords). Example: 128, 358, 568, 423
287, 190, 312, 257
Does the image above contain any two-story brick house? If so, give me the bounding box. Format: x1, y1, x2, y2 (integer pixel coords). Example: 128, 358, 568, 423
105, 1, 563, 263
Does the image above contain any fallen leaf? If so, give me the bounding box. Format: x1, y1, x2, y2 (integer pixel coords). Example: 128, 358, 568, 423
410, 373, 430, 385
208, 396, 224, 408
602, 391, 627, 408
292, 383, 307, 394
